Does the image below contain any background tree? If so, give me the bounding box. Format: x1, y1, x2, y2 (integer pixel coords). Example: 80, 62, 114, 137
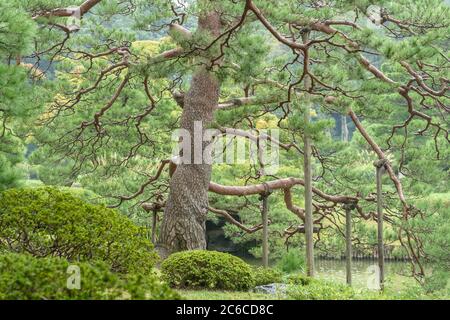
0, 1, 39, 190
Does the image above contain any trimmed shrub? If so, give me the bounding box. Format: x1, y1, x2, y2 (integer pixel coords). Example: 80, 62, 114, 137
253, 267, 283, 286
161, 250, 254, 291
276, 251, 305, 273
0, 187, 158, 273
0, 252, 180, 300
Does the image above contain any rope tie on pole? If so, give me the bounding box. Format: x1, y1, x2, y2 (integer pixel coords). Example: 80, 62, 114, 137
258, 182, 272, 200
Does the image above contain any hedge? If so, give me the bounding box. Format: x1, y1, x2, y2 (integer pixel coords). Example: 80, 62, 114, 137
0, 252, 179, 300
0, 187, 158, 273
161, 250, 255, 291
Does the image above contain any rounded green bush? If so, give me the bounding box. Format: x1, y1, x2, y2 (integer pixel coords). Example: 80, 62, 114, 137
161, 250, 255, 291
0, 252, 180, 300
0, 187, 158, 274
252, 267, 283, 286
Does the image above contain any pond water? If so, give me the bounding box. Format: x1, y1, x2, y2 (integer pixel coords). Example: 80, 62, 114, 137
243, 256, 413, 290
314, 259, 412, 289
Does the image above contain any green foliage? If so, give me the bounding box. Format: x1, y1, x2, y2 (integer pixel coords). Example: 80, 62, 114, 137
161, 250, 255, 291
0, 2, 41, 192
287, 280, 355, 300
0, 187, 158, 273
423, 270, 449, 295
284, 273, 313, 286
412, 193, 450, 293
0, 1, 36, 57
0, 252, 179, 300
252, 267, 283, 286
381, 282, 442, 300
4, 0, 449, 296
0, 134, 25, 191
276, 251, 305, 274
285, 276, 445, 300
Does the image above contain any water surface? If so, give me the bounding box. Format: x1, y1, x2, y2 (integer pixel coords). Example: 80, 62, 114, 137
244, 256, 413, 290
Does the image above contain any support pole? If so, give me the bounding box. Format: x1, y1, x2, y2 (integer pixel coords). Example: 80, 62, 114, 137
302, 30, 314, 277
344, 203, 357, 286
261, 193, 269, 268
151, 209, 158, 244
142, 200, 164, 245
374, 159, 386, 290
304, 113, 314, 277
344, 204, 353, 286
259, 184, 271, 267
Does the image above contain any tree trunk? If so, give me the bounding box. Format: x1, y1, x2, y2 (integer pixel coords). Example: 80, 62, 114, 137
156, 11, 222, 259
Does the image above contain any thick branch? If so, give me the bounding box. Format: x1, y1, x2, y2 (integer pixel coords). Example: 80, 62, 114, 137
169, 23, 193, 42
283, 188, 305, 220
33, 0, 102, 19
209, 177, 357, 204
348, 108, 408, 211
217, 96, 280, 110
147, 48, 185, 65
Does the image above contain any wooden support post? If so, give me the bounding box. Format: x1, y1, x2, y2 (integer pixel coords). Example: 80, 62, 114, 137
142, 201, 164, 244
302, 30, 315, 277
374, 160, 386, 290
261, 193, 269, 268
344, 203, 356, 286
259, 184, 271, 267
151, 209, 158, 244
344, 204, 352, 286
304, 118, 315, 277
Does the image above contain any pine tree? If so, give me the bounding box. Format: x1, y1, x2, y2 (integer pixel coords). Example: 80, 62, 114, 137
12, 0, 448, 277
0, 1, 37, 190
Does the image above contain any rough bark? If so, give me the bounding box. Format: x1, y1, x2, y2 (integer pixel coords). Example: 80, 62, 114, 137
156, 11, 222, 259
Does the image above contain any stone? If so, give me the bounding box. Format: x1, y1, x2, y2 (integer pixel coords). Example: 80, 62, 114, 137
253, 283, 287, 295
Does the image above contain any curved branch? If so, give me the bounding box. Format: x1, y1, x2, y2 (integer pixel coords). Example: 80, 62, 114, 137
209, 177, 357, 204
283, 188, 305, 220
247, 0, 306, 52
348, 108, 408, 212
33, 0, 103, 19
209, 206, 267, 234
